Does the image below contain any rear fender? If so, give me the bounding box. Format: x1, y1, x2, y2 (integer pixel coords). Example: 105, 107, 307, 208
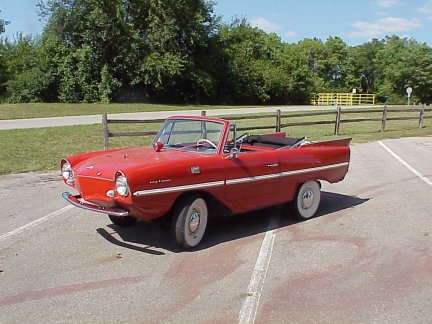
306, 138, 352, 147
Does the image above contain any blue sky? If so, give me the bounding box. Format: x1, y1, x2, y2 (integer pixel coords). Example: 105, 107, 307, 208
1, 0, 432, 45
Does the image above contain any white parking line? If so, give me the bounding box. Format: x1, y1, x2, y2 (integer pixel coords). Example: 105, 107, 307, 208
0, 205, 73, 242
378, 141, 432, 187
238, 213, 280, 324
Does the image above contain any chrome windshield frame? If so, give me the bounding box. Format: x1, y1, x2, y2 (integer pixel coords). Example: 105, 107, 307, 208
153, 117, 227, 155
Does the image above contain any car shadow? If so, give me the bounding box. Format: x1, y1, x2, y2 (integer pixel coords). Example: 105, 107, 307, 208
96, 191, 369, 254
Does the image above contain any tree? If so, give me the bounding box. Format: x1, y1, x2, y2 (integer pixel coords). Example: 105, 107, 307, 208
0, 10, 9, 35
2, 3, 432, 104
0, 10, 10, 98
0, 40, 7, 98
216, 20, 315, 104
404, 42, 432, 103
294, 38, 327, 92
35, 0, 220, 103
345, 39, 383, 94
1, 34, 53, 102
375, 35, 432, 104
322, 37, 348, 92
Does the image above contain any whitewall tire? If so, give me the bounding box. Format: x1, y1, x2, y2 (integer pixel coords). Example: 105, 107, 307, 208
173, 195, 208, 249
292, 180, 321, 220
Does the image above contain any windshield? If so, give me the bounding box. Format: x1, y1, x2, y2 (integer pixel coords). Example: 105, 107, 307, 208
154, 119, 225, 154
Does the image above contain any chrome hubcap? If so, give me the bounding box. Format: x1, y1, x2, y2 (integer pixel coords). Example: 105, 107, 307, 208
301, 189, 314, 209
189, 210, 201, 233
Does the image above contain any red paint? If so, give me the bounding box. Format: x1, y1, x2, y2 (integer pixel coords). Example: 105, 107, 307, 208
153, 141, 164, 152
61, 116, 350, 223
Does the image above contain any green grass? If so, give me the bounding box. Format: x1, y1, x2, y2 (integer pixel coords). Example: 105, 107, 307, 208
0, 103, 262, 120
1, 107, 431, 175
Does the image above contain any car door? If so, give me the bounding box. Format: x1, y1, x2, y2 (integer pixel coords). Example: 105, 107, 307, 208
223, 150, 283, 213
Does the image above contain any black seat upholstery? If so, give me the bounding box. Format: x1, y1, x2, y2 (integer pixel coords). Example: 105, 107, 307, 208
242, 135, 304, 148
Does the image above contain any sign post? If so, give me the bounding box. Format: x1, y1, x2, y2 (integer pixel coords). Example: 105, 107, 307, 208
406, 87, 412, 105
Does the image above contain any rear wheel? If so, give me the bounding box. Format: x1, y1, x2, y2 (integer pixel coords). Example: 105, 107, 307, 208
292, 180, 321, 220
173, 195, 208, 249
108, 215, 137, 227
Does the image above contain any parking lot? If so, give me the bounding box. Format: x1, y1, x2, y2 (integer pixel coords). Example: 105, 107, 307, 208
1, 136, 432, 323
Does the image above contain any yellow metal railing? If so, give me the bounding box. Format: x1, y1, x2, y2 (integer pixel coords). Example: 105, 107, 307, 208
313, 93, 376, 106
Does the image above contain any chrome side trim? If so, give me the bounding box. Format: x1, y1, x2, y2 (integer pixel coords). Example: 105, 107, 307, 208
226, 173, 280, 185
280, 162, 349, 177
62, 192, 129, 217
226, 162, 349, 186
133, 180, 225, 197
132, 162, 349, 196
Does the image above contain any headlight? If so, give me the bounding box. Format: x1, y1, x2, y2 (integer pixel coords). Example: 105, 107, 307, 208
115, 173, 129, 197
61, 161, 72, 180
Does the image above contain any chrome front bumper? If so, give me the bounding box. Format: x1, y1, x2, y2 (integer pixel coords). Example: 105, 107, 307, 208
62, 192, 129, 217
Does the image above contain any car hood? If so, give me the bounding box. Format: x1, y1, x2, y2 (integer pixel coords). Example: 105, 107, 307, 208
73, 146, 212, 180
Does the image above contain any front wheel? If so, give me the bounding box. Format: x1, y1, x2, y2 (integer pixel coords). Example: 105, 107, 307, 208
172, 195, 208, 249
292, 180, 321, 220
109, 215, 137, 227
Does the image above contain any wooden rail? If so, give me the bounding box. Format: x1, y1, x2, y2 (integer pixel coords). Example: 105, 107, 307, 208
333, 104, 431, 134
101, 104, 430, 149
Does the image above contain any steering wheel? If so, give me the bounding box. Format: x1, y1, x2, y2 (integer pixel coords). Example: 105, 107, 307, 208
196, 138, 218, 150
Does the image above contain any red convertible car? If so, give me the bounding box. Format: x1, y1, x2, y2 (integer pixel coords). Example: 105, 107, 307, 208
62, 116, 350, 249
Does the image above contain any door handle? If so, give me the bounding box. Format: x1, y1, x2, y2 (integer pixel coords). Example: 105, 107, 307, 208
267, 163, 279, 167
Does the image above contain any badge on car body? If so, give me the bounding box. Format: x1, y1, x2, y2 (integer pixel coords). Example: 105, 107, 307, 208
191, 166, 200, 174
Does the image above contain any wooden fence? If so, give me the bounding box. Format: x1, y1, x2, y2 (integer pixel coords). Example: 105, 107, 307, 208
102, 104, 431, 149
333, 104, 430, 134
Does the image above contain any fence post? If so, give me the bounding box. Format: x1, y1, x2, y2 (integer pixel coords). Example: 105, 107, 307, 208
419, 103, 425, 129
334, 106, 341, 135
201, 110, 206, 117
102, 113, 109, 150
276, 109, 281, 132
381, 106, 388, 132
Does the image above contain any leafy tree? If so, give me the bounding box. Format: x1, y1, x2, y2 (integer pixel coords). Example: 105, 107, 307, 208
216, 20, 315, 104
0, 40, 7, 98
322, 37, 348, 92
404, 42, 432, 103
294, 38, 328, 92
2, 34, 46, 102
0, 10, 9, 35
217, 20, 276, 103
0, 10, 10, 98
375, 36, 432, 104
35, 0, 220, 103
2, 3, 432, 105
345, 39, 383, 94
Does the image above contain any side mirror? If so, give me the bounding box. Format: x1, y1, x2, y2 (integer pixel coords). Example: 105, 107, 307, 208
153, 141, 164, 152
226, 147, 240, 159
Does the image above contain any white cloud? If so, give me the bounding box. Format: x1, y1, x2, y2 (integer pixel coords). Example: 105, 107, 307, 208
416, 0, 432, 14
249, 17, 281, 33
285, 31, 297, 38
376, 0, 403, 7
346, 17, 421, 38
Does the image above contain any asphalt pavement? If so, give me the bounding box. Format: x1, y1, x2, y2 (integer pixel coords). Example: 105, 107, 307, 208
1, 136, 431, 323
